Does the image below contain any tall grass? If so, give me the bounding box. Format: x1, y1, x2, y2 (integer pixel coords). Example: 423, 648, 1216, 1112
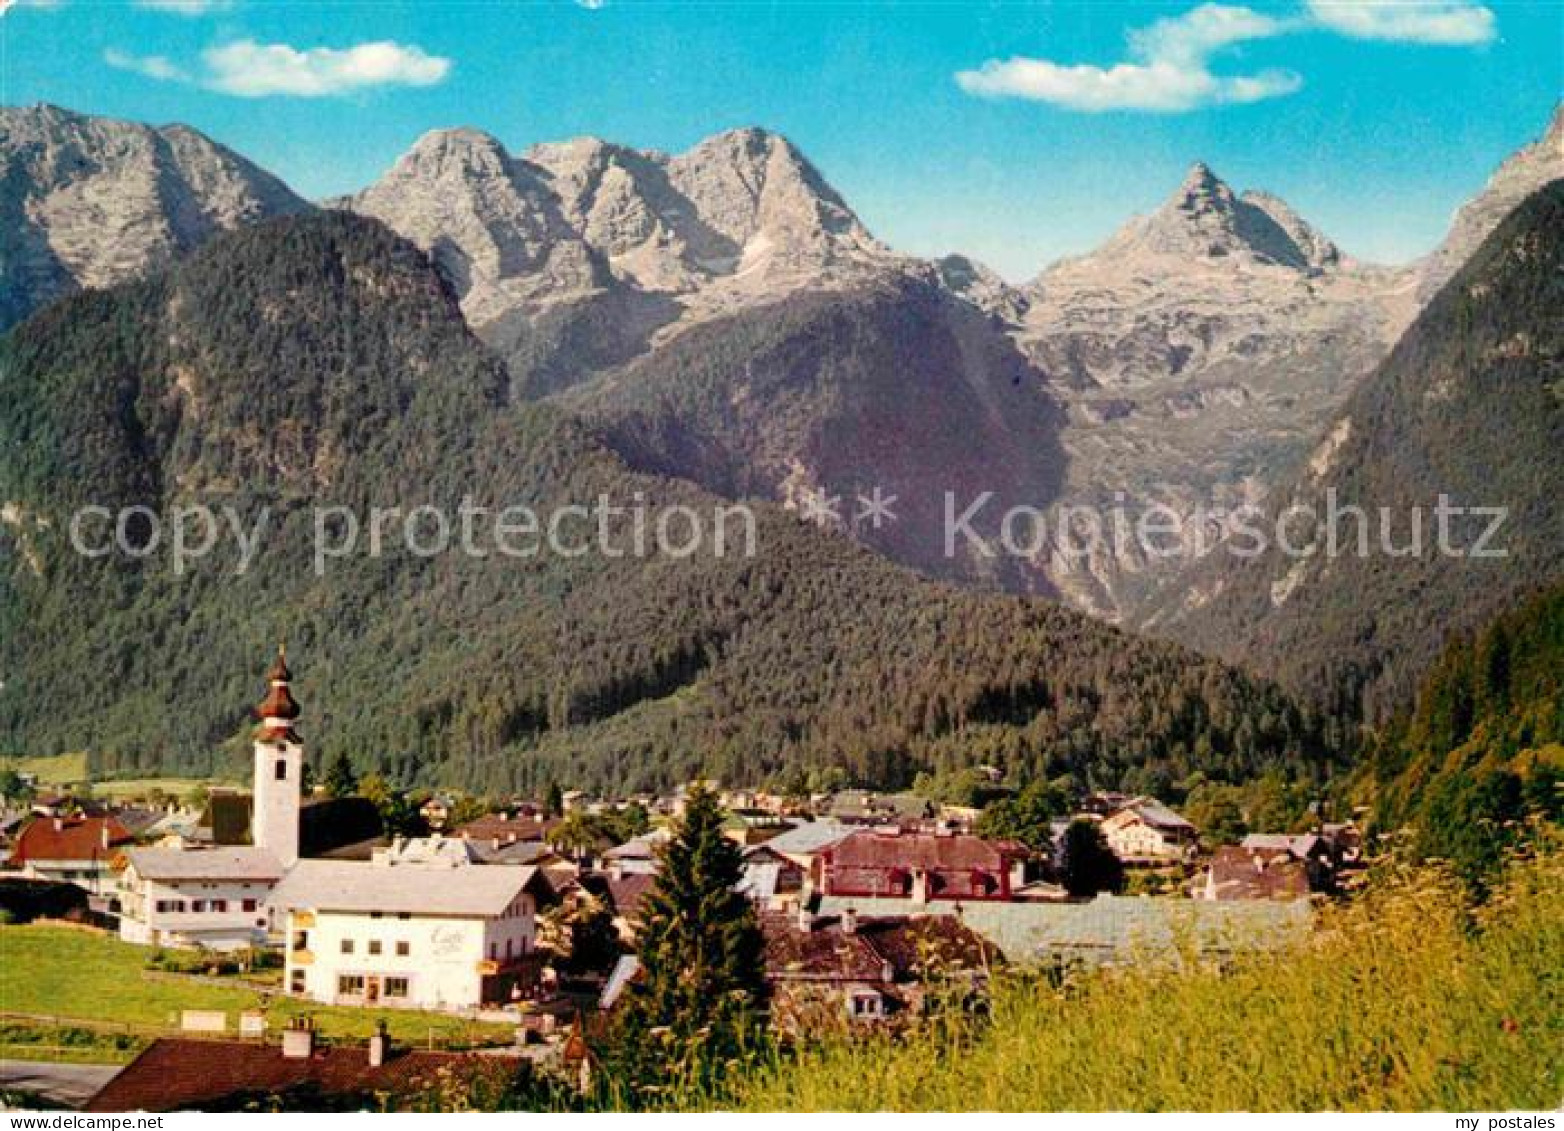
690, 846, 1562, 1111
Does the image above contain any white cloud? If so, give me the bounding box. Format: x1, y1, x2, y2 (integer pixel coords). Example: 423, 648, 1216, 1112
574, 0, 608, 8
1, 0, 68, 15
956, 0, 1500, 112
1304, 1, 1496, 45
134, 0, 232, 14
203, 39, 451, 97
105, 47, 191, 83
101, 38, 452, 98
956, 3, 1302, 112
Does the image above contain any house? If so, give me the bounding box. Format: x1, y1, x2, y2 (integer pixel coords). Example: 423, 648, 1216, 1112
455, 811, 560, 849
759, 819, 856, 872
7, 814, 132, 895
117, 848, 285, 949
579, 870, 656, 941
1237, 832, 1340, 891
827, 790, 932, 826
760, 909, 997, 1031
737, 843, 806, 909
815, 829, 1027, 903
270, 856, 555, 1011
1192, 846, 1312, 902
599, 829, 670, 876
117, 646, 306, 948
84, 1029, 515, 1112
1099, 798, 1198, 865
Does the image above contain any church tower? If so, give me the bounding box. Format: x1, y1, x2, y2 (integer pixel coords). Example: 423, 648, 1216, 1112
252, 644, 302, 867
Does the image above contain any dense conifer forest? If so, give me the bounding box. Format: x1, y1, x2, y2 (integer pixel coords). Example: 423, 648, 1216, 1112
1, 213, 1327, 796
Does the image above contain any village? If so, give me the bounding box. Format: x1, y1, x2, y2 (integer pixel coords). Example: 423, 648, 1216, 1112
0, 648, 1365, 1110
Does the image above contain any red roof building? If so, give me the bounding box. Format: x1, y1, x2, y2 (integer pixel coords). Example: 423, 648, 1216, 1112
8, 814, 130, 866
815, 829, 1027, 902
85, 1036, 514, 1112
8, 813, 133, 896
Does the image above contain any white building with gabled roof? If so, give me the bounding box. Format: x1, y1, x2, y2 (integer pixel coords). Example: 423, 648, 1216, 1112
270, 857, 555, 1011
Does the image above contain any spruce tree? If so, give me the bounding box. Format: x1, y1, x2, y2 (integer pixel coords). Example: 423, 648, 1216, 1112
1060, 819, 1126, 898
605, 784, 768, 1103
324, 750, 359, 799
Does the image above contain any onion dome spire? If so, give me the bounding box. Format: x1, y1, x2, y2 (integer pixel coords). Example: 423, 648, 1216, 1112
255, 642, 300, 742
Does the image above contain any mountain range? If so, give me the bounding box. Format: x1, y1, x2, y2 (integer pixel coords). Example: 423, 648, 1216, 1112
0, 209, 1323, 796
2, 100, 1561, 779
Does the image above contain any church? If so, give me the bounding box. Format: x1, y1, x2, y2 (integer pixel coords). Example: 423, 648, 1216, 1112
116, 647, 305, 950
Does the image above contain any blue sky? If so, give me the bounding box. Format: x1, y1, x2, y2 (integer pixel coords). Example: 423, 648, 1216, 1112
2, 1, 1559, 279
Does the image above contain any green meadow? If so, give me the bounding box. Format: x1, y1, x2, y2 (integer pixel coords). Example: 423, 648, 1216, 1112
0, 925, 512, 1049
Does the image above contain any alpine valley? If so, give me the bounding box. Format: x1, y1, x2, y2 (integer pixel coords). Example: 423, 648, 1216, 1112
2, 100, 1560, 790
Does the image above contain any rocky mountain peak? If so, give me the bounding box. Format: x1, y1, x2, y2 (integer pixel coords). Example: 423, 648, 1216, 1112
0, 103, 309, 331
395, 126, 514, 178
1041, 161, 1344, 279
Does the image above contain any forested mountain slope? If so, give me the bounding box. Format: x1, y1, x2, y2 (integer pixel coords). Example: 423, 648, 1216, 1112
1158, 181, 1564, 722
1, 212, 1325, 795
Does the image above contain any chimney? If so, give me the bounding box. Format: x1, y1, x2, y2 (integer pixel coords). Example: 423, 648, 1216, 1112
368, 1021, 389, 1067
101, 824, 111, 850
53, 817, 63, 832
281, 1016, 315, 1060
840, 907, 858, 935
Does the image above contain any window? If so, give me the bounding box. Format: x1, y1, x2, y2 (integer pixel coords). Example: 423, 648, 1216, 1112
340, 939, 355, 954
274, 759, 287, 781
211, 900, 228, 913
384, 977, 409, 999
489, 942, 498, 960
292, 931, 309, 951
242, 899, 258, 912
155, 900, 171, 914
397, 912, 411, 920
190, 900, 207, 913
337, 975, 365, 996
368, 940, 382, 956
505, 938, 513, 959
370, 911, 383, 919
395, 941, 410, 957
290, 969, 306, 993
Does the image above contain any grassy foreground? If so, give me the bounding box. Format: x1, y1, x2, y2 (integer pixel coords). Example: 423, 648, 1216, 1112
698, 847, 1563, 1111
0, 924, 512, 1047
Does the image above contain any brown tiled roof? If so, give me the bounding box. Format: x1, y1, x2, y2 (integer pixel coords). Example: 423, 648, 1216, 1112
604, 873, 656, 921
455, 814, 560, 843
85, 1039, 500, 1112
826, 830, 1023, 871
8, 815, 131, 864
1196, 847, 1311, 901
761, 912, 998, 983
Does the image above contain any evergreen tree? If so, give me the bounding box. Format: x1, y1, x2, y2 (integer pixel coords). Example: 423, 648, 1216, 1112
1060, 819, 1125, 898
604, 784, 768, 1104
323, 750, 358, 799
544, 781, 564, 819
